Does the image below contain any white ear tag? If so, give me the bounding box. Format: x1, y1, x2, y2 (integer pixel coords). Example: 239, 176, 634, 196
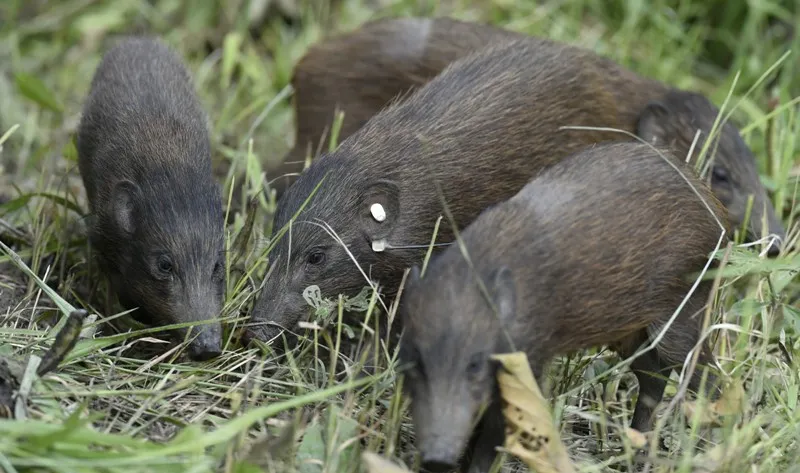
371, 239, 387, 252
370, 203, 386, 222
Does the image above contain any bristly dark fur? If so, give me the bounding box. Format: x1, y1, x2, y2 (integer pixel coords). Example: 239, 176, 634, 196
274, 16, 784, 249
247, 36, 628, 345
270, 16, 523, 197
399, 141, 729, 473
77, 36, 226, 361
246, 16, 783, 349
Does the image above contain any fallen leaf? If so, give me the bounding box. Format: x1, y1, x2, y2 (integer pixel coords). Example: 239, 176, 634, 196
491, 352, 576, 473
38, 309, 88, 376
682, 379, 746, 427
624, 427, 648, 449
361, 452, 412, 473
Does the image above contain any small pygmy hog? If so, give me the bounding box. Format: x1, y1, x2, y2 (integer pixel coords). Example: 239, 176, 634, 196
399, 141, 728, 473
270, 16, 521, 196
274, 16, 784, 253
244, 37, 630, 345
77, 37, 226, 361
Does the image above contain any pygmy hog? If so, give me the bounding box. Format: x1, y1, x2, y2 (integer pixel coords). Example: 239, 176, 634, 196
274, 16, 784, 254
244, 37, 630, 345
77, 37, 226, 361
399, 141, 727, 473
270, 16, 520, 197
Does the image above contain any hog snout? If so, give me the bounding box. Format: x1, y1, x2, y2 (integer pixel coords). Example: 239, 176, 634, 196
413, 397, 475, 473
764, 211, 786, 257
752, 194, 786, 257
420, 439, 462, 472
186, 323, 222, 361
766, 238, 782, 257
248, 276, 309, 345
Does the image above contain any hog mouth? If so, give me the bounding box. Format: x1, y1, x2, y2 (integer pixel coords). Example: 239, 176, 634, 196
743, 225, 784, 257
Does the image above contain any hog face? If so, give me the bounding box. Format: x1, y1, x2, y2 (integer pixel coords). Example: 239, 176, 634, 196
399, 265, 517, 470
246, 157, 407, 346
637, 90, 785, 255
96, 178, 225, 361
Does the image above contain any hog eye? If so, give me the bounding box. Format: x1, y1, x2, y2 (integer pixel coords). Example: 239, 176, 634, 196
157, 255, 173, 275
213, 261, 223, 275
466, 353, 484, 378
306, 249, 326, 266
711, 166, 729, 184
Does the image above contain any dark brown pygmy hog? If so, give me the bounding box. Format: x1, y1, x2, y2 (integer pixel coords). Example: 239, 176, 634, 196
399, 141, 728, 473
244, 37, 629, 346
77, 37, 226, 361
269, 16, 520, 197
274, 16, 784, 254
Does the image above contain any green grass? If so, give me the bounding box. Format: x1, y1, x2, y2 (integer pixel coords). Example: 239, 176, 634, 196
0, 0, 798, 472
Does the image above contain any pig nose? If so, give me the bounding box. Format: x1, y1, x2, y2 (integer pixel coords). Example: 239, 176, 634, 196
766, 239, 781, 258
187, 326, 222, 361
421, 448, 460, 473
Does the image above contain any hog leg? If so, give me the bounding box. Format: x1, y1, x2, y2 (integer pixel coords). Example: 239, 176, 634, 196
647, 311, 722, 404
614, 330, 672, 433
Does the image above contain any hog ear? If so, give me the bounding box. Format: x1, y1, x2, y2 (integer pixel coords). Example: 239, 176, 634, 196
636, 101, 671, 145
111, 180, 140, 235
360, 179, 400, 241
489, 266, 516, 326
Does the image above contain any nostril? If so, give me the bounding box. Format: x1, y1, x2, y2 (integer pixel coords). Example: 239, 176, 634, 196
188, 345, 221, 361
188, 337, 222, 361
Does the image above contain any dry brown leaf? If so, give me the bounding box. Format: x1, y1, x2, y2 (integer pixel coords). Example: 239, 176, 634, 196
682, 379, 746, 427
361, 452, 412, 473
624, 427, 648, 449
491, 352, 576, 473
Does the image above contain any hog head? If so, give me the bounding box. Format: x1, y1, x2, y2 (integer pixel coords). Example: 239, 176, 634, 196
245, 162, 408, 347
636, 90, 785, 255
399, 264, 517, 472
96, 178, 226, 361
